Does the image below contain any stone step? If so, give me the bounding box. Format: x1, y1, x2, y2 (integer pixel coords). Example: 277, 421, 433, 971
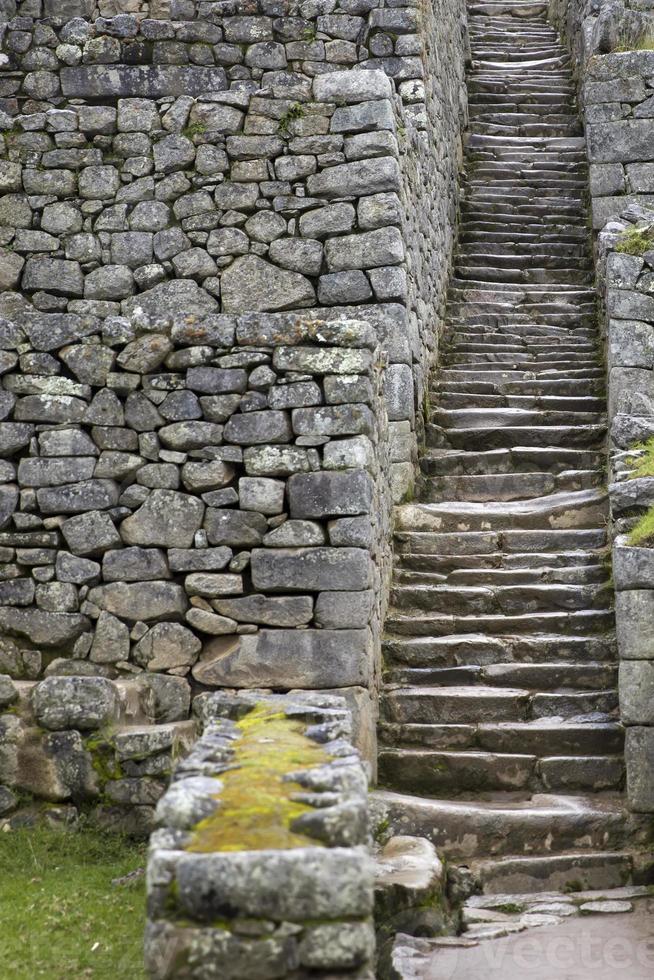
419, 446, 604, 475
391, 579, 611, 615
378, 720, 624, 755
426, 422, 606, 450
460, 229, 589, 244
384, 661, 617, 691
396, 489, 608, 532
430, 407, 604, 430
377, 749, 625, 795
382, 632, 617, 667
380, 685, 618, 725
395, 563, 608, 588
441, 353, 600, 367
435, 393, 605, 412
457, 242, 590, 258
454, 266, 592, 285
419, 469, 603, 501
393, 527, 608, 554
472, 851, 647, 895
395, 551, 609, 575
370, 790, 647, 860
438, 369, 604, 386
384, 608, 615, 638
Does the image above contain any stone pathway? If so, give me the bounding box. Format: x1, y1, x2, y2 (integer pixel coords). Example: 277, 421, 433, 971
391, 890, 654, 979
373, 0, 652, 912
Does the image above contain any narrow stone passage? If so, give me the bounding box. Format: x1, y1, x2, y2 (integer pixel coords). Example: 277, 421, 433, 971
375, 0, 652, 898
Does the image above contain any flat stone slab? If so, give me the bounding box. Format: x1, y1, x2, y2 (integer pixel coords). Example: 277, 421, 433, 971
393, 898, 654, 979
579, 900, 634, 914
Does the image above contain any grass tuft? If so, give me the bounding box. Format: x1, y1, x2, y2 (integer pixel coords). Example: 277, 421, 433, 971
628, 505, 654, 547
0, 828, 147, 979
626, 437, 654, 478
615, 226, 654, 256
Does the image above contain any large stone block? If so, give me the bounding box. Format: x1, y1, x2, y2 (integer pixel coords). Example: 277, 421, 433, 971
32, 676, 120, 731
173, 846, 374, 921
87, 582, 188, 622
121, 490, 205, 548
192, 628, 370, 688
619, 660, 654, 724
616, 589, 654, 659
0, 608, 91, 648
625, 727, 654, 812
608, 366, 654, 418
251, 547, 372, 592
587, 119, 654, 163
613, 539, 654, 589
220, 256, 316, 313
287, 471, 373, 519
608, 318, 654, 369
306, 158, 401, 199
313, 70, 393, 103
60, 66, 227, 99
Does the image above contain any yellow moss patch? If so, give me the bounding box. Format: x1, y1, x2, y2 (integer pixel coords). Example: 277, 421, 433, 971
187, 704, 330, 853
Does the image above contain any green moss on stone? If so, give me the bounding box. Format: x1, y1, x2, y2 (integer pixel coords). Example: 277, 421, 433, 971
616, 226, 654, 256
186, 703, 329, 854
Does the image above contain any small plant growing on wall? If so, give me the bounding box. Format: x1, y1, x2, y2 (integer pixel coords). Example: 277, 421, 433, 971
615, 225, 654, 256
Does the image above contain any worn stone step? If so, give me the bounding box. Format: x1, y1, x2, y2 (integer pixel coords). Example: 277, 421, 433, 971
420, 446, 604, 475
395, 563, 609, 588
434, 393, 605, 413
420, 469, 602, 501
472, 851, 643, 895
396, 489, 608, 533
427, 422, 607, 450
378, 749, 624, 796
381, 685, 532, 724
370, 790, 646, 860
384, 608, 615, 638
378, 720, 624, 756
396, 551, 609, 575
379, 748, 539, 794
382, 632, 617, 667
404, 555, 609, 588
384, 660, 617, 691
390, 581, 610, 615
430, 407, 604, 430
393, 527, 608, 554
455, 266, 592, 286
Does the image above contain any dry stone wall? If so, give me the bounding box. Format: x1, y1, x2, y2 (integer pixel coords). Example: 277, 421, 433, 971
598, 204, 654, 813
0, 0, 470, 821
554, 4, 654, 812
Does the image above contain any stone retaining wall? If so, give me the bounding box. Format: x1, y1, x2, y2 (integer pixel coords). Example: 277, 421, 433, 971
0, 0, 471, 819
144, 690, 375, 979
598, 205, 654, 813
0, 0, 470, 808
554, 4, 654, 812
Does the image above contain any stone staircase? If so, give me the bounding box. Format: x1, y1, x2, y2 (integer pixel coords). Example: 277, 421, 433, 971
374, 0, 653, 898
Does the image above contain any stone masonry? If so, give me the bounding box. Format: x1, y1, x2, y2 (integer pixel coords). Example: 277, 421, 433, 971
0, 0, 470, 826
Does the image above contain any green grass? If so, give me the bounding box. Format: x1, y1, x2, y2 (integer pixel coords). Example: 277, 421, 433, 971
615, 226, 654, 256
614, 31, 654, 52
0, 828, 147, 980
628, 505, 654, 547
626, 437, 654, 478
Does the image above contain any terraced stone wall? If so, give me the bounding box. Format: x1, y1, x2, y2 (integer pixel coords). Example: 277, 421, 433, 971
0, 0, 470, 821
144, 691, 375, 979
598, 206, 654, 813
555, 2, 654, 812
